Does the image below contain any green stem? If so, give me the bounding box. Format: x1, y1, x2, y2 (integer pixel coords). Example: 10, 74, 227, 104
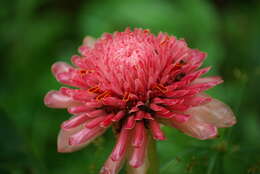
147, 137, 159, 174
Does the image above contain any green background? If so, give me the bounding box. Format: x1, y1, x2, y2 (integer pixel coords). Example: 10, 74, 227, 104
1, 0, 260, 173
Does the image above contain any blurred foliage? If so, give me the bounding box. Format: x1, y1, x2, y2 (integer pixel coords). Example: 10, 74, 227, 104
0, 0, 260, 173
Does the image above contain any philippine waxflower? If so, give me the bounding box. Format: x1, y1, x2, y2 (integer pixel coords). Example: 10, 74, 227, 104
44, 28, 236, 174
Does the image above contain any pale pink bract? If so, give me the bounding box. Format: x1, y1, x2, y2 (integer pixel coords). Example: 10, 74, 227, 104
44, 28, 236, 174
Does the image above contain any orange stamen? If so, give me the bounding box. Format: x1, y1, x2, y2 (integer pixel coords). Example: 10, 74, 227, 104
144, 29, 150, 34
155, 84, 168, 93
78, 69, 95, 77
160, 36, 169, 46
174, 60, 186, 69
79, 69, 87, 76
122, 92, 130, 102
88, 86, 100, 93
96, 91, 111, 101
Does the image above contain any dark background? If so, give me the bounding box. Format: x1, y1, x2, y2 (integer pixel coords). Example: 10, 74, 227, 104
0, 0, 260, 173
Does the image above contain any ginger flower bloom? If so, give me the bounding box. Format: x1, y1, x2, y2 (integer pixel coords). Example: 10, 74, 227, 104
44, 28, 236, 174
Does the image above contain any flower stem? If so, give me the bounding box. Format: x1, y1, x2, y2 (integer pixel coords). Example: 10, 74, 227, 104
147, 137, 159, 174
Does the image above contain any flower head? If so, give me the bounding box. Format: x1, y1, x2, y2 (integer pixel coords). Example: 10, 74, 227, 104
44, 28, 236, 173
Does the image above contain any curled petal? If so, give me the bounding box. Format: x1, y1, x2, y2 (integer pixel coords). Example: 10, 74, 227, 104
156, 111, 175, 119
100, 155, 125, 174
51, 61, 73, 76
68, 101, 102, 114
112, 111, 125, 122
135, 111, 145, 120
166, 89, 197, 98
182, 67, 211, 83
69, 126, 106, 146
87, 110, 106, 118
129, 131, 148, 168
83, 36, 96, 48
124, 116, 136, 130
150, 104, 169, 113
153, 97, 183, 106
68, 105, 94, 114
143, 113, 154, 120
168, 103, 189, 111
148, 120, 166, 140
127, 157, 149, 174
57, 123, 106, 153
111, 126, 130, 161
100, 114, 115, 128
44, 90, 79, 108
171, 113, 190, 123
183, 94, 211, 107
84, 116, 106, 129
61, 113, 89, 130
188, 49, 207, 67
171, 117, 217, 140
132, 122, 145, 147
185, 77, 223, 93
103, 97, 124, 107
192, 76, 223, 85
67, 100, 101, 114
185, 98, 236, 128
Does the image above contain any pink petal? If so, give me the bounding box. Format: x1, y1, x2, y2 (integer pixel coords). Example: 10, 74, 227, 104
153, 97, 183, 106
69, 126, 105, 146
112, 111, 125, 122
183, 94, 211, 107
124, 116, 136, 130
84, 116, 106, 129
185, 98, 236, 128
171, 117, 217, 140
57, 123, 106, 153
87, 110, 106, 118
100, 156, 125, 174
129, 131, 148, 168
150, 104, 169, 114
182, 67, 211, 83
111, 126, 130, 161
127, 126, 152, 173
148, 120, 166, 140
143, 112, 154, 120
61, 88, 97, 102
44, 90, 78, 108
135, 111, 145, 120
168, 103, 189, 111
100, 114, 115, 128
170, 113, 190, 123
61, 113, 89, 130
82, 36, 96, 48
188, 49, 207, 66
68, 105, 94, 114
102, 97, 124, 107
192, 76, 223, 85
51, 61, 73, 76
166, 89, 197, 98
132, 122, 145, 148
156, 111, 175, 119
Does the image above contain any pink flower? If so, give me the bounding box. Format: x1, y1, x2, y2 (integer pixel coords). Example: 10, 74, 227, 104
44, 28, 236, 174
